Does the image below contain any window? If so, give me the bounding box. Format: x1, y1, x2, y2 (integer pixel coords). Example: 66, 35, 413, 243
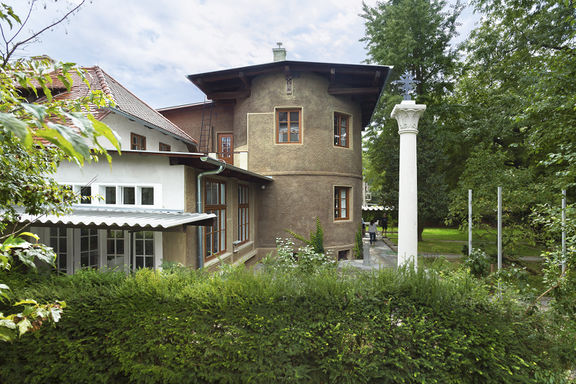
134, 231, 154, 268
338, 250, 349, 260
131, 133, 146, 150
334, 113, 349, 148
49, 227, 68, 273
123, 187, 135, 205
80, 186, 92, 204
238, 185, 249, 243
276, 108, 301, 143
334, 187, 351, 220
106, 230, 125, 269
159, 142, 171, 152
204, 179, 226, 260
141, 187, 154, 205
105, 186, 116, 204
80, 228, 99, 268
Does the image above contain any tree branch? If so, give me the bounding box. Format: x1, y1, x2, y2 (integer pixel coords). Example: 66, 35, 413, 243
1, 0, 86, 66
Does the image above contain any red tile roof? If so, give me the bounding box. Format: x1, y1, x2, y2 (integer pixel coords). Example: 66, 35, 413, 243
38, 66, 197, 147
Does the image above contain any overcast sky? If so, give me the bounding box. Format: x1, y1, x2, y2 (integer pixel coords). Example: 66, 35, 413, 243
9, 0, 479, 109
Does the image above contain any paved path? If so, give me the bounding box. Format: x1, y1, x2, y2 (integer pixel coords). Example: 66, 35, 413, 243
339, 236, 397, 270
339, 235, 543, 271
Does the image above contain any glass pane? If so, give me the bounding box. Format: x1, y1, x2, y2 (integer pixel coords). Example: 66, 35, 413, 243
145, 257, 153, 268
136, 256, 143, 269
107, 239, 114, 254
117, 239, 124, 254
105, 187, 116, 204
81, 254, 88, 267
145, 239, 154, 255
123, 187, 135, 205
220, 183, 225, 204
50, 227, 57, 236
80, 186, 91, 204
220, 210, 226, 230
135, 231, 143, 240
59, 238, 67, 253
81, 235, 88, 250
141, 187, 154, 205
278, 111, 287, 121
290, 111, 299, 121
135, 239, 143, 255
58, 254, 66, 271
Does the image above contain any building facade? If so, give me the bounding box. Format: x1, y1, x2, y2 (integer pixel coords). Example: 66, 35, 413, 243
161, 55, 390, 260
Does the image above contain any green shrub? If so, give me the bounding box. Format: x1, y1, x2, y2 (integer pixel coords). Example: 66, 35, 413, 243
463, 248, 491, 277
0, 267, 573, 383
354, 224, 364, 259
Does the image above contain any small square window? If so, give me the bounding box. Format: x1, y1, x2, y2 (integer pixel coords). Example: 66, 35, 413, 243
131, 133, 146, 150
276, 108, 301, 144
105, 186, 116, 204
80, 186, 91, 204
159, 142, 171, 151
123, 187, 135, 205
141, 187, 154, 205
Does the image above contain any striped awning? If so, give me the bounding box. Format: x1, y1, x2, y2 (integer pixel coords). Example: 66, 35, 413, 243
14, 206, 215, 230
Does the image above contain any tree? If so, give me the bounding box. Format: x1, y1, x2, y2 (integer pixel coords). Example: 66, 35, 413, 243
361, 0, 463, 240
0, 2, 119, 342
446, 0, 576, 242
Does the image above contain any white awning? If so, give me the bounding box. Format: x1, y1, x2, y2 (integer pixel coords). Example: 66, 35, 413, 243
14, 206, 215, 230
362, 205, 394, 211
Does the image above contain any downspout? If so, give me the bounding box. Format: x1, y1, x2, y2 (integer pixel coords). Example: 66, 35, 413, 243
196, 157, 226, 269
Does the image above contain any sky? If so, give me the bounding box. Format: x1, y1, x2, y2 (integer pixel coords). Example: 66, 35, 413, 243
8, 0, 479, 109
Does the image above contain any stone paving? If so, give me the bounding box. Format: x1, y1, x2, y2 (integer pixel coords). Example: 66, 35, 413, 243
339, 235, 397, 271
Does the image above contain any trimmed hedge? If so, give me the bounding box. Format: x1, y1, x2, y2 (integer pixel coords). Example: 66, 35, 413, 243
0, 267, 573, 383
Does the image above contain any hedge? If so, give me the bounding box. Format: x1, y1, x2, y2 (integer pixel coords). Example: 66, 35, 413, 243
0, 266, 573, 383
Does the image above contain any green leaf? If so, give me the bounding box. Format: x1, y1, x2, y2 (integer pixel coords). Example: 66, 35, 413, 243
17, 317, 32, 336
0, 112, 31, 145
14, 299, 38, 306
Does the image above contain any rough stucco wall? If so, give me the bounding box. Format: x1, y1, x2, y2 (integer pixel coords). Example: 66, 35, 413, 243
236, 71, 363, 257
163, 231, 187, 265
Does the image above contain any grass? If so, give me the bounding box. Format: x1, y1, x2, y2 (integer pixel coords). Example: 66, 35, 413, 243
382, 226, 544, 258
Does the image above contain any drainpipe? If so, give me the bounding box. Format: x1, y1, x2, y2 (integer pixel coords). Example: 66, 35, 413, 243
196, 157, 226, 269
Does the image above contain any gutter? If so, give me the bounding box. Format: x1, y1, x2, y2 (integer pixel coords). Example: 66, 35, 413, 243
196, 157, 226, 269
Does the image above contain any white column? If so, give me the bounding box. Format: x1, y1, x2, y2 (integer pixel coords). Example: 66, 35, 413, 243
391, 100, 426, 268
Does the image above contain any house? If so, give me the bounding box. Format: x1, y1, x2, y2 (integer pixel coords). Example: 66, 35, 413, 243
24, 48, 391, 273
160, 47, 391, 261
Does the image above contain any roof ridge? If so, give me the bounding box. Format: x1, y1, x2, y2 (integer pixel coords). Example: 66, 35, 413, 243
98, 68, 196, 143
92, 66, 115, 102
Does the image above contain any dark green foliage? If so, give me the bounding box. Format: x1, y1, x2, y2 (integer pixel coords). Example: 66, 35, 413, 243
463, 248, 490, 278
0, 267, 572, 383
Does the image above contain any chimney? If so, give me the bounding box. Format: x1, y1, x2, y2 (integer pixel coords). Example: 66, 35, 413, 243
273, 42, 286, 62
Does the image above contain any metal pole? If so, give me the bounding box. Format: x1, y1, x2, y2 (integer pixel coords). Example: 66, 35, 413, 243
497, 186, 502, 271
562, 189, 566, 274
468, 189, 472, 256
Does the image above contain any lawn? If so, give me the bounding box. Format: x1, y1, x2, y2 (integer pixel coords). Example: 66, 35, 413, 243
383, 226, 543, 258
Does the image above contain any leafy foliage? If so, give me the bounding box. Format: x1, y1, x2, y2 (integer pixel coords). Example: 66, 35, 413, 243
286, 217, 325, 254
262, 238, 336, 274
361, 0, 463, 238
0, 267, 573, 383
463, 248, 490, 278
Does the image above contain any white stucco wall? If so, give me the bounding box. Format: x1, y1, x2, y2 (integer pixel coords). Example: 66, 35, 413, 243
56, 153, 186, 211
100, 112, 191, 152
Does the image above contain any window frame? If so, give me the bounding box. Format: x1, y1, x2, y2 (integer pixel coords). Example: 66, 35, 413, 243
204, 179, 227, 260
159, 142, 171, 152
237, 184, 249, 244
334, 112, 350, 148
334, 186, 351, 221
131, 133, 146, 150
275, 108, 302, 144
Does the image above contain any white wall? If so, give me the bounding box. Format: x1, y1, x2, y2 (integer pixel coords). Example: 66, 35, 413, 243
100, 113, 191, 152
56, 153, 186, 211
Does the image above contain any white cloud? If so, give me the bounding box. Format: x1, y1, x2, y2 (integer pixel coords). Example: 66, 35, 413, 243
6, 0, 479, 108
